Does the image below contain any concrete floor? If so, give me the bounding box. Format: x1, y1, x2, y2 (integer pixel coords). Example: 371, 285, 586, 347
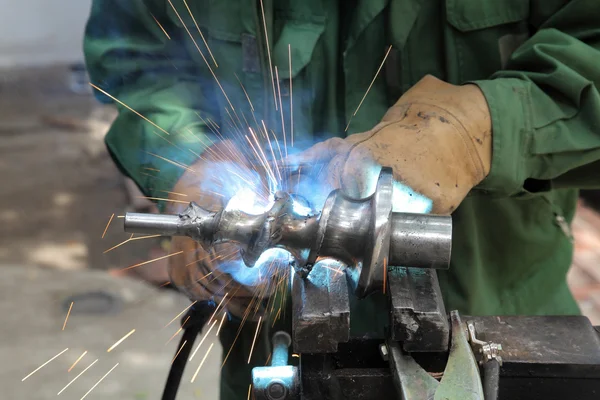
2, 265, 221, 400
0, 66, 222, 399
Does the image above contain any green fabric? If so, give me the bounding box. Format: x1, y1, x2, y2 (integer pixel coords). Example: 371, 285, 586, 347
84, 0, 600, 398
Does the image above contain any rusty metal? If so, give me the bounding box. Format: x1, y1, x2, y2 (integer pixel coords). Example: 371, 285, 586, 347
388, 267, 449, 352
291, 264, 350, 353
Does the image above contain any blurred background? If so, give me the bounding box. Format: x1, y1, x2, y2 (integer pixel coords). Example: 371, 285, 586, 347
1, 1, 600, 399
0, 1, 221, 399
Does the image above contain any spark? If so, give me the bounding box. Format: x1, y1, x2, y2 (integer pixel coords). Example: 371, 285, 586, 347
107, 329, 135, 352
58, 359, 98, 395
208, 293, 229, 323
167, 0, 235, 111
225, 107, 243, 136
322, 264, 343, 275
196, 115, 222, 139
171, 340, 188, 365
165, 300, 198, 329
80, 363, 119, 400
147, 152, 195, 172
190, 343, 215, 383
161, 190, 188, 197
383, 257, 388, 295
247, 316, 262, 364
247, 384, 252, 400
292, 354, 300, 358
216, 312, 227, 336
235, 73, 254, 112
101, 213, 114, 239
228, 106, 247, 137
159, 281, 172, 287
195, 115, 221, 138
288, 44, 294, 147
116, 215, 125, 218
183, 0, 218, 67
296, 166, 302, 191
90, 84, 171, 136
207, 117, 220, 129
345, 45, 393, 131
353, 45, 392, 116
68, 351, 88, 372
221, 300, 258, 368
22, 348, 69, 381
119, 251, 183, 272
135, 196, 189, 205
205, 190, 225, 198
246, 133, 277, 185
271, 308, 282, 328
189, 320, 218, 361
194, 270, 213, 280
262, 130, 283, 184
166, 316, 190, 344
275, 66, 287, 158
150, 13, 171, 40
103, 234, 162, 254
224, 165, 267, 192
270, 129, 285, 179
62, 302, 73, 331
263, 120, 284, 164
259, 0, 278, 110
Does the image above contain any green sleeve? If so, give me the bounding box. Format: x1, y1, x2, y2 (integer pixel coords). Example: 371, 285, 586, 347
84, 0, 218, 203
472, 0, 600, 196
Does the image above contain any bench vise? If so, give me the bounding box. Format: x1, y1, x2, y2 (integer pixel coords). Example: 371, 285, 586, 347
124, 168, 600, 400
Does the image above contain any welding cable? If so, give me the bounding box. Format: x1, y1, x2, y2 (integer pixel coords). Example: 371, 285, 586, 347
482, 359, 500, 400
162, 301, 215, 400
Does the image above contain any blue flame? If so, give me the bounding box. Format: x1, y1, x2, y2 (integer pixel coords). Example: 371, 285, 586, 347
225, 187, 274, 215
392, 181, 432, 214
218, 248, 292, 287
291, 199, 313, 217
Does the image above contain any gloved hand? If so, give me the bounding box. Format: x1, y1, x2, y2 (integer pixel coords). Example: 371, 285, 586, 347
290, 75, 492, 214
166, 140, 278, 318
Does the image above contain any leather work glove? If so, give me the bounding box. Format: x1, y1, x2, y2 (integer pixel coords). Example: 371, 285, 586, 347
290, 75, 492, 215
166, 140, 280, 319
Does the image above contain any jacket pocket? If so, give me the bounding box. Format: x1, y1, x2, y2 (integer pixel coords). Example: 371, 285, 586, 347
166, 1, 325, 140
513, 188, 576, 242
446, 0, 530, 32
445, 0, 531, 79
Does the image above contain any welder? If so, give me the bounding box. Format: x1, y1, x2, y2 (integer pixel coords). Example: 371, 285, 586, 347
84, 1, 600, 399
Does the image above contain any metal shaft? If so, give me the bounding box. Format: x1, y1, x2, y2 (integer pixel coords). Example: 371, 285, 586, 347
389, 213, 452, 269
125, 213, 182, 236
123, 168, 452, 297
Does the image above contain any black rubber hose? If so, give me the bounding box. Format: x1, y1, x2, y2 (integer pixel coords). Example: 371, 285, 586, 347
162, 302, 216, 400
483, 359, 500, 400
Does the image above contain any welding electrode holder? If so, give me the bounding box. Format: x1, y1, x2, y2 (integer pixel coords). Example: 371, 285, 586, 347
124, 168, 452, 298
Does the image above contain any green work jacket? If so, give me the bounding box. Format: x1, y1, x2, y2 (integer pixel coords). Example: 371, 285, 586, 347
85, 0, 600, 318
